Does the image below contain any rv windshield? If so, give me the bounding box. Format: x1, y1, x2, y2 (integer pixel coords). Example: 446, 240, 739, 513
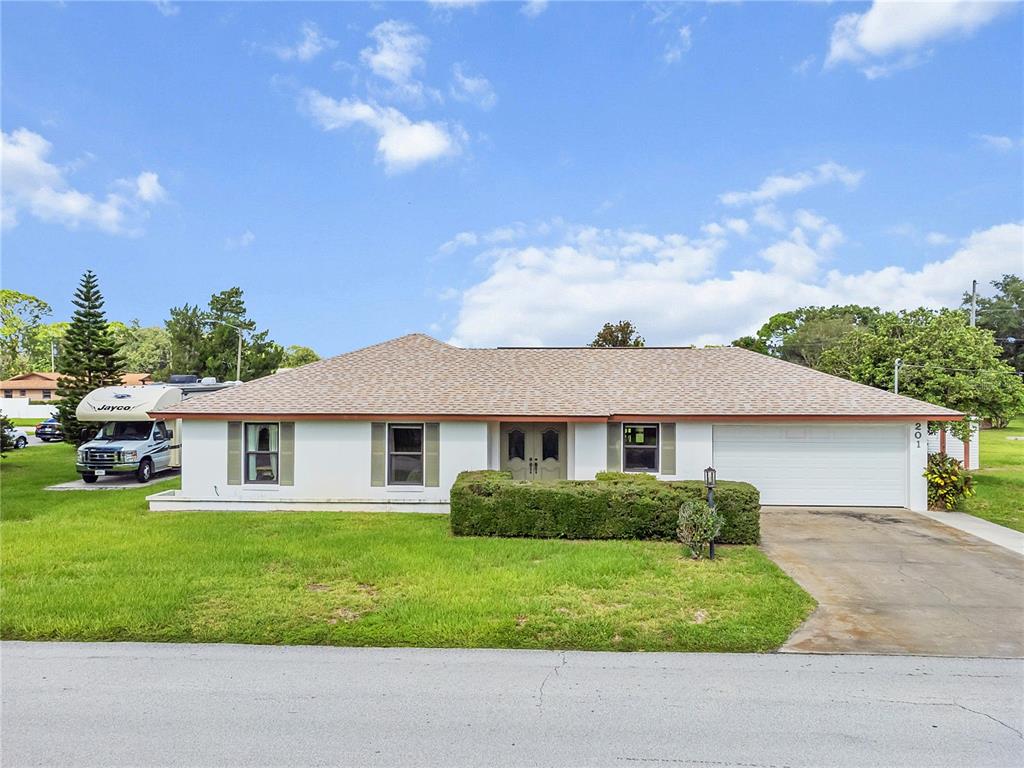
96, 422, 152, 441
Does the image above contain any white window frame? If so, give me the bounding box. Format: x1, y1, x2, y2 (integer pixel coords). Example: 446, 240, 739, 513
243, 421, 281, 486
387, 422, 426, 488
622, 423, 660, 474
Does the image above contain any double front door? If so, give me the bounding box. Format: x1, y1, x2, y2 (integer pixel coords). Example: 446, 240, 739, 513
500, 423, 567, 481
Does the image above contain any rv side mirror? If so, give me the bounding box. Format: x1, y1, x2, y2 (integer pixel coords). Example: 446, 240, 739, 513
79, 428, 90, 441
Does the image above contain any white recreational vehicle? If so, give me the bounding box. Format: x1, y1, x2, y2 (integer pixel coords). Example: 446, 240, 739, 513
75, 378, 233, 483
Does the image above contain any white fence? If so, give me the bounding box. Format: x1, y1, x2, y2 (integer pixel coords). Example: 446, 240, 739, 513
0, 397, 58, 420
927, 421, 980, 470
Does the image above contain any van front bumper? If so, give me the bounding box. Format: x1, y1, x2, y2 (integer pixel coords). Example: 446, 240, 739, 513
76, 463, 139, 475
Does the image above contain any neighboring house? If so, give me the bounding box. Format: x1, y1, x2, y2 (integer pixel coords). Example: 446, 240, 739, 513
148, 334, 961, 513
0, 372, 61, 401
0, 372, 153, 401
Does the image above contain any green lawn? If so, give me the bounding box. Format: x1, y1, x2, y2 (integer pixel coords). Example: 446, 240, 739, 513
962, 419, 1024, 532
0, 444, 814, 652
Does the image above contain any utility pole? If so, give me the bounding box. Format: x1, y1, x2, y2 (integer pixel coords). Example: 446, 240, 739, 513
50, 339, 56, 372
970, 279, 977, 327
894, 357, 902, 395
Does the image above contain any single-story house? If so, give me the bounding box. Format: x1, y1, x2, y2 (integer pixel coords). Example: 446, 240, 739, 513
147, 334, 961, 513
0, 371, 154, 401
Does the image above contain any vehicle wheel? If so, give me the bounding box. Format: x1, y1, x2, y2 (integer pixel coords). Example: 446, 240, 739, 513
14, 437, 27, 449
136, 458, 153, 483
82, 473, 97, 484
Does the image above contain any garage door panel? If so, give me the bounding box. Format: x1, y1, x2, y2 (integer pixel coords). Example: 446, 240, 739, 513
713, 424, 907, 507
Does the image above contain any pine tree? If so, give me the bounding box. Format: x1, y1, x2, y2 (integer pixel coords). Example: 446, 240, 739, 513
55, 271, 122, 444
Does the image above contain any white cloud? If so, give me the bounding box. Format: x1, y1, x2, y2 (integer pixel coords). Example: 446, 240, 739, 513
1, 128, 161, 235
271, 21, 337, 63
925, 231, 953, 246
152, 1, 180, 17
724, 218, 749, 236
225, 229, 255, 250
428, 0, 484, 8
302, 89, 462, 173
360, 20, 432, 102
753, 205, 787, 231
446, 220, 1024, 348
976, 133, 1020, 151
450, 63, 497, 110
826, 1, 1011, 77
719, 162, 864, 206
663, 26, 693, 64
521, 1, 548, 18
134, 171, 166, 203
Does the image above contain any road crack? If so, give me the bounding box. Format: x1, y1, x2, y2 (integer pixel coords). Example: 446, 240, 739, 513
536, 651, 567, 712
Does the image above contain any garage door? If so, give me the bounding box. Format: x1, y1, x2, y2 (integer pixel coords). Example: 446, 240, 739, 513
712, 424, 907, 507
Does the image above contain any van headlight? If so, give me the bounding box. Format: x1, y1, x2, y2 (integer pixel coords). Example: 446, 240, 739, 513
122, 449, 138, 462
76, 449, 86, 463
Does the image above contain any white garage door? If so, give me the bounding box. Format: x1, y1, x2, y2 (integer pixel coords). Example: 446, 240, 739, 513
712, 424, 908, 507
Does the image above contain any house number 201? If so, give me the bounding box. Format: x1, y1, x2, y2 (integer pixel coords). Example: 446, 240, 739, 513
913, 422, 923, 448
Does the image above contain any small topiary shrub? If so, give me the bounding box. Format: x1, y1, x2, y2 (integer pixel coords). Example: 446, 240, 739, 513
924, 453, 975, 510
450, 471, 760, 544
677, 499, 724, 559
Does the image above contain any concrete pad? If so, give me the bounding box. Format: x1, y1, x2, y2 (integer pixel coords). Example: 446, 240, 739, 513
761, 506, 1024, 657
46, 470, 179, 491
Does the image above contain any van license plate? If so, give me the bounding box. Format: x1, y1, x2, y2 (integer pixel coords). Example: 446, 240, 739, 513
95, 470, 106, 476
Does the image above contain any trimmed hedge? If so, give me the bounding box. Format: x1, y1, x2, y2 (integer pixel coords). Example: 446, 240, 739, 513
450, 471, 760, 544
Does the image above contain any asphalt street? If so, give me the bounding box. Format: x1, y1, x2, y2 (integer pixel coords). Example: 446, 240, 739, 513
2, 642, 1022, 768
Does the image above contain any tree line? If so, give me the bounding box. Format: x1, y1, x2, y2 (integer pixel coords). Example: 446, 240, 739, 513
1, 278, 320, 383
590, 275, 1024, 431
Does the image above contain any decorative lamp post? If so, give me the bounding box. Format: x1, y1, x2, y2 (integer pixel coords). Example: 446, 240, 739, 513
704, 466, 717, 560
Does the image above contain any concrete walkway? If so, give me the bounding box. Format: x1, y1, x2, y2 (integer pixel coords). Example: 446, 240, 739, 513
915, 507, 1024, 555
761, 506, 1024, 657
2, 642, 1022, 768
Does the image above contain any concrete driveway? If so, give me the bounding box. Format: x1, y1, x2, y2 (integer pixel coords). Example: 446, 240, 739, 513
761, 506, 1024, 657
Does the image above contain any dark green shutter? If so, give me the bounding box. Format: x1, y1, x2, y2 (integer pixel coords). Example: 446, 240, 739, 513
425, 422, 440, 487
606, 422, 621, 472
279, 422, 295, 486
227, 421, 242, 485
371, 422, 386, 487
660, 422, 676, 476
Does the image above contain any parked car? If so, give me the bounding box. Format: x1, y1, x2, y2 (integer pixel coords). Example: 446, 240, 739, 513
35, 418, 64, 442
4, 425, 29, 450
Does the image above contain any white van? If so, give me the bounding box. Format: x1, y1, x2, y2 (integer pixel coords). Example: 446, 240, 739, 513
74, 380, 231, 483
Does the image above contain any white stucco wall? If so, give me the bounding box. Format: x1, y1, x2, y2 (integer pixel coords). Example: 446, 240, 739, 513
572, 422, 607, 480
176, 419, 487, 509
675, 422, 714, 480
908, 421, 930, 512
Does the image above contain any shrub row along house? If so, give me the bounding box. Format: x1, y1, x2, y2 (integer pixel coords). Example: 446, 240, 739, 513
148, 333, 961, 513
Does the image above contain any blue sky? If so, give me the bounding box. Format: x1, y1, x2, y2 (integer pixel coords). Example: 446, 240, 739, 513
3, 1, 1022, 355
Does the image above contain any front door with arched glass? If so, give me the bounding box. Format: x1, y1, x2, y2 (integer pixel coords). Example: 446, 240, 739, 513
499, 423, 567, 481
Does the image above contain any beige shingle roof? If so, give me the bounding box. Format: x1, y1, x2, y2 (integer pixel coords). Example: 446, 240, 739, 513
157, 333, 962, 419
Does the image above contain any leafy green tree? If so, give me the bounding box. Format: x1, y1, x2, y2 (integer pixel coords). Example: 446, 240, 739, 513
166, 288, 283, 381
109, 320, 171, 377
0, 290, 53, 378
818, 309, 1024, 434
0, 412, 15, 457
55, 271, 123, 444
201, 287, 283, 381
281, 345, 320, 368
26, 321, 68, 372
732, 305, 880, 365
165, 303, 206, 377
967, 274, 1023, 373
590, 320, 645, 348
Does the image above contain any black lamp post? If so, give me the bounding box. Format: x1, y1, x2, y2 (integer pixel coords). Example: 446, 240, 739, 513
704, 466, 717, 560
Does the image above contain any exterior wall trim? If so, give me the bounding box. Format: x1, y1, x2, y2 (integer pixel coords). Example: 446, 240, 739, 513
154, 412, 964, 423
